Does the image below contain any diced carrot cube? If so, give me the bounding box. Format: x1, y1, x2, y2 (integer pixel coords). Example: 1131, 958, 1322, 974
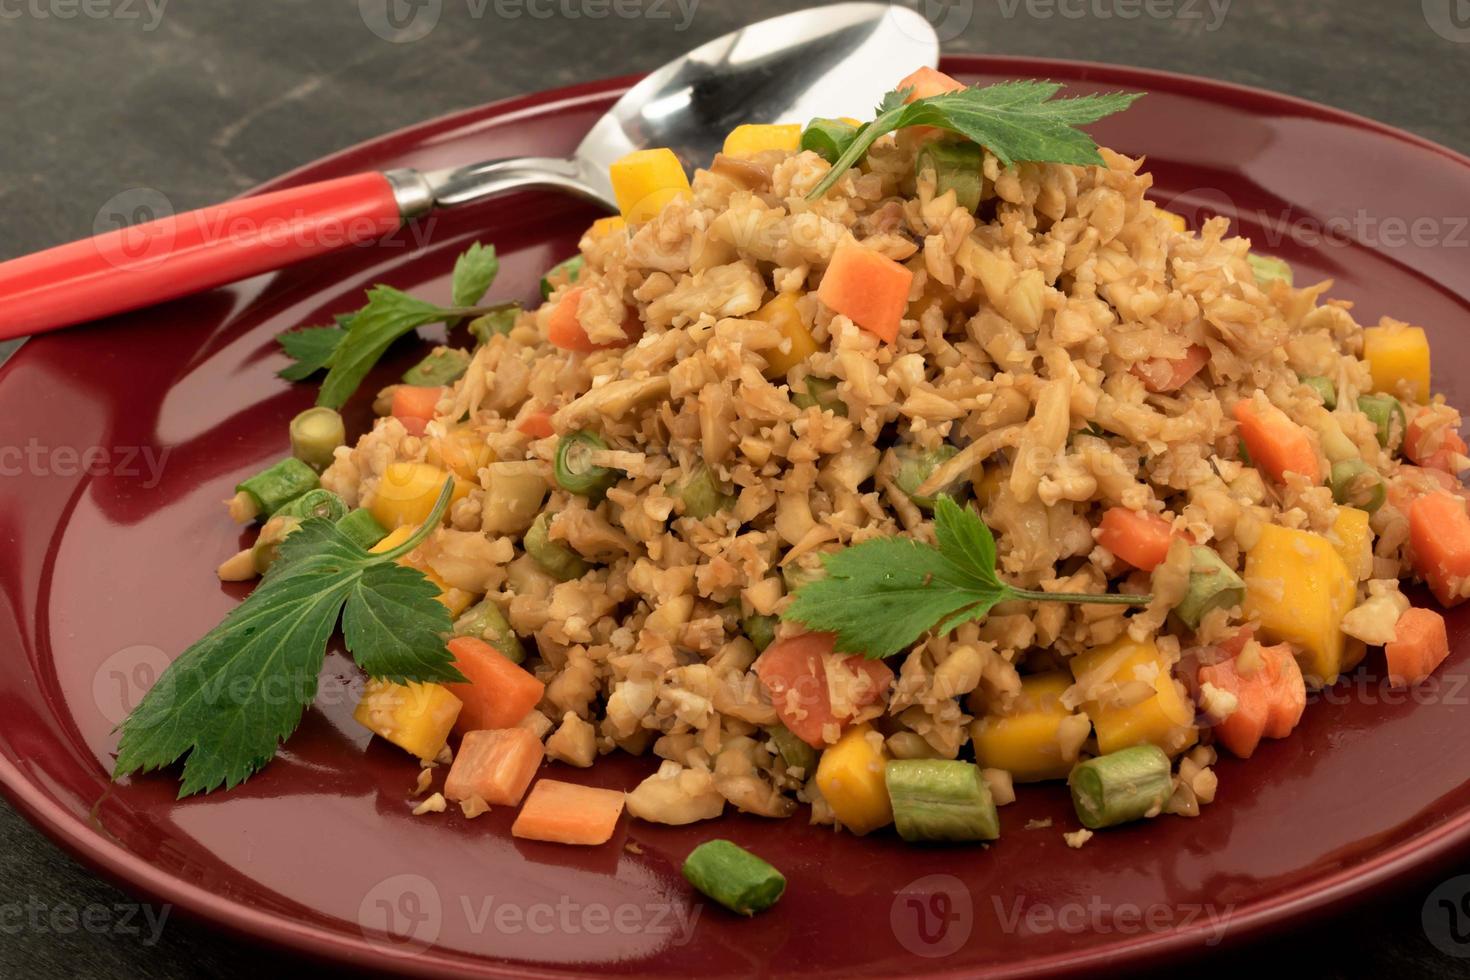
1410, 492, 1470, 606
511, 779, 625, 845
1096, 507, 1178, 571
392, 385, 443, 437
1385, 607, 1451, 688
546, 287, 641, 352
754, 632, 892, 748
1132, 344, 1210, 393
444, 728, 545, 806
1197, 643, 1304, 758
517, 409, 556, 440
1233, 399, 1321, 484
445, 636, 546, 733
817, 243, 913, 343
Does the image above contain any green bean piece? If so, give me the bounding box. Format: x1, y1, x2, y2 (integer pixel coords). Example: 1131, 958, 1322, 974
681, 840, 786, 916
1300, 375, 1337, 410
237, 457, 319, 517
1173, 546, 1246, 630
790, 376, 848, 416
1068, 745, 1173, 830
780, 561, 827, 593
275, 488, 348, 523
674, 463, 735, 519
289, 407, 346, 473
1357, 394, 1406, 450
402, 347, 471, 387
893, 444, 966, 511
740, 613, 779, 652
884, 759, 1000, 843
540, 255, 586, 300
799, 117, 860, 165
767, 724, 817, 776
468, 305, 520, 346
1329, 458, 1386, 514
336, 508, 389, 550
453, 597, 527, 664
524, 512, 589, 581
1247, 253, 1294, 287
251, 515, 302, 574
554, 431, 618, 498
915, 142, 984, 213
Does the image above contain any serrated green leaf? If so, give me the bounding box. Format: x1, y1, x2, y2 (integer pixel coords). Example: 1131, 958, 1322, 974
316, 285, 452, 409
451, 242, 499, 310
276, 325, 347, 381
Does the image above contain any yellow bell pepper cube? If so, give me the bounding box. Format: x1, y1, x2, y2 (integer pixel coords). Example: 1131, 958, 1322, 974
722, 123, 802, 158
426, 427, 495, 483
815, 724, 893, 835
1242, 523, 1357, 687
970, 672, 1086, 782
1362, 321, 1431, 403
1159, 208, 1188, 234
751, 292, 818, 378
1069, 637, 1197, 758
1330, 506, 1373, 581
368, 462, 469, 530
354, 679, 462, 761
587, 215, 626, 239
609, 148, 691, 224
367, 526, 475, 616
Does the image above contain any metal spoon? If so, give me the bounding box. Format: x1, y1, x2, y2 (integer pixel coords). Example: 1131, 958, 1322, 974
0, 3, 938, 340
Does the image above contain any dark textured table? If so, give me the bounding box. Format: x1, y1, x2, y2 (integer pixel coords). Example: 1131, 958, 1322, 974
1, 1, 1467, 976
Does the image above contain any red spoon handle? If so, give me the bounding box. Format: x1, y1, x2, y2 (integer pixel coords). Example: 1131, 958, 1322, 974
0, 172, 404, 340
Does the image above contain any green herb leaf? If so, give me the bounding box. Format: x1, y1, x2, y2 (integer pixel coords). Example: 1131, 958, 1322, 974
782, 496, 1152, 659
451, 242, 499, 309
113, 481, 463, 797
276, 325, 347, 381
806, 80, 1142, 201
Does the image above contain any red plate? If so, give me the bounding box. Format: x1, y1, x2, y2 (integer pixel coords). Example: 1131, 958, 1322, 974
3, 56, 1469, 978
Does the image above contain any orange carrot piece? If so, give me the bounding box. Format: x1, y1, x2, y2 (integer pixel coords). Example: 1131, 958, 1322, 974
1233, 399, 1321, 484
1096, 507, 1177, 571
1260, 645, 1306, 739
1132, 344, 1210, 393
816, 243, 913, 343
511, 779, 625, 845
517, 409, 556, 440
1410, 492, 1470, 606
1198, 644, 1304, 758
1405, 411, 1468, 474
445, 636, 546, 733
1385, 607, 1451, 688
392, 385, 443, 437
897, 66, 966, 101
444, 728, 545, 806
754, 632, 893, 748
546, 286, 641, 352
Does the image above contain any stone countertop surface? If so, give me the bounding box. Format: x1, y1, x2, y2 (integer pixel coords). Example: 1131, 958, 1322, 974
0, 0, 1467, 976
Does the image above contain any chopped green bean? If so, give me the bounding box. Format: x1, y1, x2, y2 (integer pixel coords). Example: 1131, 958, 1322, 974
276, 488, 347, 523
893, 444, 966, 511
336, 508, 389, 550
237, 457, 319, 517
1357, 394, 1406, 450
453, 597, 526, 664
790, 376, 848, 416
740, 613, 778, 652
799, 118, 859, 164
915, 142, 984, 213
540, 255, 585, 300
468, 305, 519, 346
402, 347, 471, 387
1068, 745, 1172, 830
289, 407, 346, 473
674, 463, 735, 519
1173, 546, 1245, 630
1329, 458, 1386, 513
884, 759, 1000, 842
524, 512, 589, 581
681, 840, 785, 916
1300, 375, 1337, 410
767, 724, 817, 775
1247, 253, 1293, 287
554, 430, 617, 498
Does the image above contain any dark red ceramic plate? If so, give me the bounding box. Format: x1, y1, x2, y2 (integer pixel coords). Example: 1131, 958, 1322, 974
3, 54, 1470, 979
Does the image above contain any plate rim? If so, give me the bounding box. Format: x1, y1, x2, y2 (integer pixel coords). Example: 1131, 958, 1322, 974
3, 53, 1470, 977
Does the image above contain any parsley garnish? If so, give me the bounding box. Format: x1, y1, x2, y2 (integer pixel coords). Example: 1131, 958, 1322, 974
805, 80, 1142, 201
783, 496, 1151, 659
114, 481, 466, 797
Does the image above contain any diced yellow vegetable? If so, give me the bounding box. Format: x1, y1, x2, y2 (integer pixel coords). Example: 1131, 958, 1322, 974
367, 526, 476, 616
1330, 506, 1373, 581
368, 524, 416, 555
970, 672, 1086, 781
587, 215, 626, 239
814, 724, 892, 835
1159, 208, 1188, 234
609, 148, 691, 224
425, 426, 495, 482
353, 679, 462, 761
1362, 321, 1431, 403
751, 292, 818, 378
722, 123, 802, 157
368, 462, 469, 530
1242, 523, 1357, 687
971, 465, 1004, 508
1069, 637, 1197, 757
